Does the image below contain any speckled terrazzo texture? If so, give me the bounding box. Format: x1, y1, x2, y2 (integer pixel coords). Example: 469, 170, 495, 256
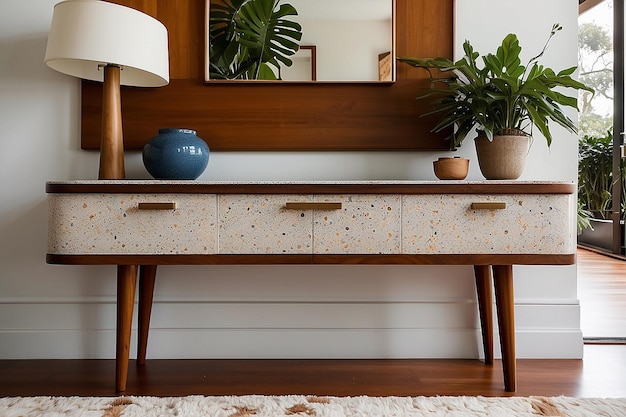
313, 194, 401, 254
47, 181, 575, 255
48, 194, 217, 254
402, 194, 574, 254
219, 194, 402, 254
219, 194, 313, 254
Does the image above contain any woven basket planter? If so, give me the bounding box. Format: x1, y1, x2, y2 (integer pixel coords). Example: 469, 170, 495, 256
474, 134, 531, 180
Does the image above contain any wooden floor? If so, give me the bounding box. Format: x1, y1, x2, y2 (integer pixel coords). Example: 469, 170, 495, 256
0, 345, 625, 398
577, 247, 626, 340
1, 248, 624, 399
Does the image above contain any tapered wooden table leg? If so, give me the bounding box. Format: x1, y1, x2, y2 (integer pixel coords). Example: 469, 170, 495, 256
473, 265, 494, 365
116, 265, 138, 392
138, 265, 157, 366
493, 264, 516, 392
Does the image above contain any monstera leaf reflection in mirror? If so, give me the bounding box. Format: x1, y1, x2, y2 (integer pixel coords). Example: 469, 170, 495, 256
206, 0, 395, 82
208, 0, 303, 80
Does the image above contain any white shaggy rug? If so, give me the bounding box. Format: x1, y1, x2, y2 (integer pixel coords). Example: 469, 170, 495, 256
1, 395, 625, 417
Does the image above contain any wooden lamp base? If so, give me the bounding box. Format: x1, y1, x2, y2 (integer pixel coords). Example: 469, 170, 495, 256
98, 65, 125, 180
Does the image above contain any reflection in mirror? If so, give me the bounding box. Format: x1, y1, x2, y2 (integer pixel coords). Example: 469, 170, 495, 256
282, 45, 316, 81
205, 0, 395, 82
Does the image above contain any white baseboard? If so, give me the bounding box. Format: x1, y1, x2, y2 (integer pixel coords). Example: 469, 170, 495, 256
0, 328, 582, 360
0, 298, 582, 359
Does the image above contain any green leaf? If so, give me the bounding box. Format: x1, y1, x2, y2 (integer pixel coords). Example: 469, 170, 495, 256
208, 0, 302, 80
397, 23, 595, 148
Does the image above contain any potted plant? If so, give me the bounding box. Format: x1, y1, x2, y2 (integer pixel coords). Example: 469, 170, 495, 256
398, 24, 594, 179
208, 0, 303, 80
577, 130, 625, 250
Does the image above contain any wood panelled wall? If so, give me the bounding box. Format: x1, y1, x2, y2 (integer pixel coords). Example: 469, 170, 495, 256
81, 0, 453, 151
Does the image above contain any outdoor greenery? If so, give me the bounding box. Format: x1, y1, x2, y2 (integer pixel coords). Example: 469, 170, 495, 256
576, 3, 619, 234
578, 19, 613, 138
208, 0, 302, 80
578, 129, 625, 223
398, 24, 593, 150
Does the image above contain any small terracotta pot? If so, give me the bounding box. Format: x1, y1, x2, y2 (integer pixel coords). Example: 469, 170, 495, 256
433, 157, 469, 180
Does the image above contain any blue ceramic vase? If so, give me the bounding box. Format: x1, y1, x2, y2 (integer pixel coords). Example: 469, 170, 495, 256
142, 128, 209, 180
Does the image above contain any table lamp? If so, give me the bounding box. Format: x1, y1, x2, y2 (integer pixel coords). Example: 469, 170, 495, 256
44, 0, 169, 179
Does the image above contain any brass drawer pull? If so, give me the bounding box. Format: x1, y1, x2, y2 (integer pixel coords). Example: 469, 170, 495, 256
138, 202, 177, 210
471, 202, 507, 210
285, 202, 342, 210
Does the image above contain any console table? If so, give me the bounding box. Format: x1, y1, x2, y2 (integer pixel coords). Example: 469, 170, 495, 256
46, 180, 576, 392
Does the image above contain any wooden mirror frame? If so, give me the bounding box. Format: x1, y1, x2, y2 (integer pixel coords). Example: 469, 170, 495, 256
81, 0, 453, 151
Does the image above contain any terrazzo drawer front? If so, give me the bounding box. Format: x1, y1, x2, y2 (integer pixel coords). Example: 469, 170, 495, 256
402, 194, 575, 254
48, 194, 218, 255
218, 194, 313, 254
217, 194, 402, 254
312, 194, 401, 254
47, 187, 575, 256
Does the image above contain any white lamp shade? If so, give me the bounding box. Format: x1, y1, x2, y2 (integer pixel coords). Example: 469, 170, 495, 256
44, 0, 169, 87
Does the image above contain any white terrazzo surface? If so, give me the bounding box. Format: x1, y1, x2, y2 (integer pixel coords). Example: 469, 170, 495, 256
48, 184, 575, 256
48, 194, 217, 255
402, 194, 574, 254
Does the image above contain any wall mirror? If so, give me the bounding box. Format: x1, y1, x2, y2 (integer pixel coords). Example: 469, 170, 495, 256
205, 0, 395, 82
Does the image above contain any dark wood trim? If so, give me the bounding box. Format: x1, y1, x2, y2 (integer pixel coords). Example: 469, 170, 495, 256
46, 254, 314, 265
137, 265, 157, 366
312, 254, 576, 265
116, 265, 137, 393
80, 0, 454, 152
80, 79, 449, 152
45, 181, 576, 195
612, 0, 624, 255
474, 265, 494, 365
493, 265, 517, 392
579, 0, 605, 14
47, 253, 576, 266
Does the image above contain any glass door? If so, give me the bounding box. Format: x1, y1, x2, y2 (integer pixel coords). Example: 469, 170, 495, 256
578, 0, 626, 343
578, 0, 624, 255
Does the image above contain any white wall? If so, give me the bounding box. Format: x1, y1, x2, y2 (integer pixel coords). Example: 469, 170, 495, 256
0, 0, 581, 361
